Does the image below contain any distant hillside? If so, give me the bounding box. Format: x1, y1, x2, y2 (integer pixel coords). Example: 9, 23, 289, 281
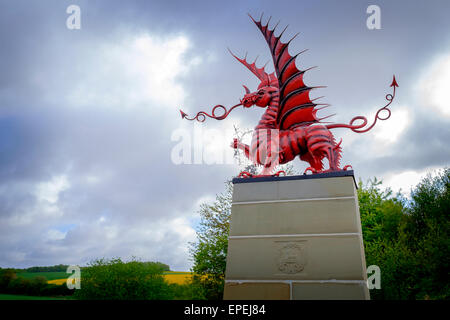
1, 261, 171, 273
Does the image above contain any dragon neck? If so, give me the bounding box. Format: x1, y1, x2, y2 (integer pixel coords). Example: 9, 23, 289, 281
255, 92, 279, 129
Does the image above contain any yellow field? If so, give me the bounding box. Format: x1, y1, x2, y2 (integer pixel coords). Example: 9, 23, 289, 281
163, 272, 193, 285
48, 278, 68, 285
47, 272, 195, 286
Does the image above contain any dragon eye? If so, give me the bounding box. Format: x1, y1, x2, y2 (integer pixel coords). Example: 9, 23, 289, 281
258, 90, 264, 95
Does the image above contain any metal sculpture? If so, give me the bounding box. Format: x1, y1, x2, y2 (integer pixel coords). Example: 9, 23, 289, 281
180, 14, 398, 177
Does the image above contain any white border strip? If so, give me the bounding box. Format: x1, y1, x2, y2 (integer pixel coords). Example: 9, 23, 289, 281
232, 196, 355, 206
229, 233, 361, 239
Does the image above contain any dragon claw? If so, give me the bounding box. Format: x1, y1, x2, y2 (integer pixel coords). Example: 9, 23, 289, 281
304, 167, 317, 175
231, 138, 239, 149
237, 171, 253, 178
237, 170, 286, 179
272, 170, 286, 177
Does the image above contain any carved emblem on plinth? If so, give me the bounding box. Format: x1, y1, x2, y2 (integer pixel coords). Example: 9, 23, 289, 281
276, 241, 307, 274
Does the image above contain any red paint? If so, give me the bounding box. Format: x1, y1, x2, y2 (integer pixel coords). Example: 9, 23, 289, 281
180, 14, 398, 177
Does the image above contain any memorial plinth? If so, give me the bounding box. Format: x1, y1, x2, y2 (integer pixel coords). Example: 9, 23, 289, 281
223, 171, 370, 300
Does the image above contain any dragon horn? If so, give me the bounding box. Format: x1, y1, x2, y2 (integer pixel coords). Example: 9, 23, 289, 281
243, 85, 250, 94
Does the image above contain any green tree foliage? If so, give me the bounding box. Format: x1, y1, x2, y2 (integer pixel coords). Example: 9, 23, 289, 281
360, 168, 449, 300
25, 264, 69, 273
145, 261, 170, 272
73, 258, 172, 300
0, 268, 71, 296
188, 182, 232, 300
403, 168, 449, 299
0, 269, 17, 291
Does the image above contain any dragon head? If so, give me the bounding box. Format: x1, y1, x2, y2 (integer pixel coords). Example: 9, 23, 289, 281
241, 84, 278, 108
229, 49, 279, 108
179, 48, 281, 122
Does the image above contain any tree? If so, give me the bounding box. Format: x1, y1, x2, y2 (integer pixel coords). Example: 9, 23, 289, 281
73, 258, 172, 300
403, 168, 450, 299
189, 182, 232, 300
0, 269, 17, 291
358, 168, 449, 300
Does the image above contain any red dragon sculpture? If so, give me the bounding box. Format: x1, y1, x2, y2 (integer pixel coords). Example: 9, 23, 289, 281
180, 14, 398, 177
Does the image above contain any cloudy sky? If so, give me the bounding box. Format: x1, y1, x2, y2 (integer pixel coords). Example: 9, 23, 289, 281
0, 0, 449, 271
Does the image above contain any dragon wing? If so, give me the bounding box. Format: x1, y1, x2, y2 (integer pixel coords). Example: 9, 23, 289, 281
227, 49, 278, 87
249, 14, 326, 130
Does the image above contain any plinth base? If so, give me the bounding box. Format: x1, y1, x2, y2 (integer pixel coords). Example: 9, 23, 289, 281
223, 171, 370, 300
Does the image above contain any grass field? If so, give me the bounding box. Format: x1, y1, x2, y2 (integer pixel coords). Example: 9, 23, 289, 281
17, 272, 68, 281
1, 271, 198, 300
17, 271, 195, 285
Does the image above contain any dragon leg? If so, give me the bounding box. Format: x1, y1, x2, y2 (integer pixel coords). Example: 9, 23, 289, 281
231, 138, 250, 159
232, 138, 274, 176
233, 130, 282, 176
304, 125, 342, 172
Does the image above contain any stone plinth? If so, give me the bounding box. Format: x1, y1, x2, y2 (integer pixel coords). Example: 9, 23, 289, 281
223, 171, 370, 300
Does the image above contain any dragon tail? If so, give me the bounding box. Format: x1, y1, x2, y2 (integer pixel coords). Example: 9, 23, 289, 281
326, 76, 398, 133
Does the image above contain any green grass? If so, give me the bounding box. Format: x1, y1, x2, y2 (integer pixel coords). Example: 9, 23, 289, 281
17, 271, 68, 281
0, 293, 69, 300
